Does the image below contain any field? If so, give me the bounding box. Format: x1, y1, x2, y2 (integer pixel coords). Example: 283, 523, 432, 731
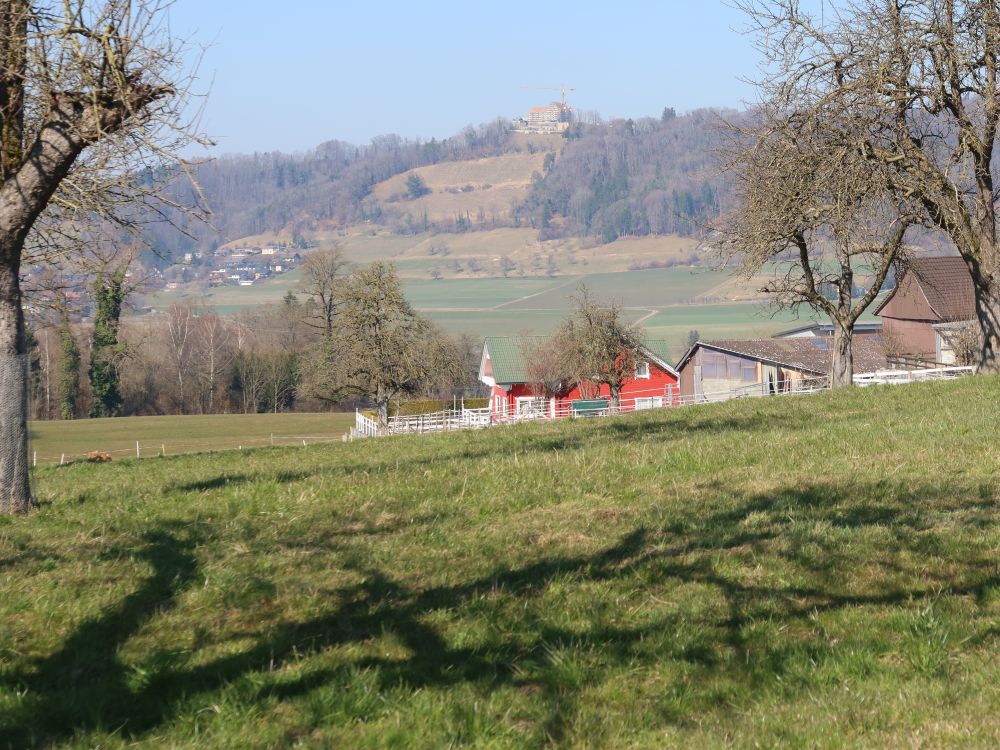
153, 265, 779, 356
5, 378, 1000, 747
372, 153, 547, 225
28, 412, 354, 465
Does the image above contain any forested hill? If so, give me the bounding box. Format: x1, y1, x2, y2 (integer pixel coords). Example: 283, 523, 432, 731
148, 109, 740, 259
523, 109, 740, 241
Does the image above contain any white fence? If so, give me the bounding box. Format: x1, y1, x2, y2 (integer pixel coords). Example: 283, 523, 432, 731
353, 407, 492, 438
352, 365, 976, 439
352, 380, 820, 437
853, 366, 974, 386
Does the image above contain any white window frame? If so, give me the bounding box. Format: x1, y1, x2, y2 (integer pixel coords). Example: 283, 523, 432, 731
634, 360, 651, 379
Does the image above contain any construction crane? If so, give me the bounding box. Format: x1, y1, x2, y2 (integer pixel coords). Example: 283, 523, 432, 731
521, 85, 576, 106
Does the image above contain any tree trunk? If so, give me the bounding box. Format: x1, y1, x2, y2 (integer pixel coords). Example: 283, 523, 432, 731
609, 384, 621, 410
830, 324, 853, 388
0, 257, 32, 514
974, 281, 1000, 373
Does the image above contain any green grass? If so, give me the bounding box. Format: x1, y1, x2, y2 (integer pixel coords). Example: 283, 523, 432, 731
497, 268, 730, 310
28, 412, 354, 464
401, 275, 570, 310
5, 377, 1000, 747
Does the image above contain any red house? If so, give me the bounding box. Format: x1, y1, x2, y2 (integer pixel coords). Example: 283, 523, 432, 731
479, 336, 680, 420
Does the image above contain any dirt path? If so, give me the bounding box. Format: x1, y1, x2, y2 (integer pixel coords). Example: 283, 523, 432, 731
631, 308, 660, 327
491, 274, 589, 310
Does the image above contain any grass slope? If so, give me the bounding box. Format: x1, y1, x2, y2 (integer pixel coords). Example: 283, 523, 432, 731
6, 379, 1000, 747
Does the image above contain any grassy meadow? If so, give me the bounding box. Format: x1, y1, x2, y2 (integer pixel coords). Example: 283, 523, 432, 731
5, 377, 1000, 747
28, 412, 354, 465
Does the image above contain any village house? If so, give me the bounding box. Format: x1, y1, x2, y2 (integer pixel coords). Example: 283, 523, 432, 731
479, 336, 679, 420
873, 256, 974, 364
676, 337, 889, 402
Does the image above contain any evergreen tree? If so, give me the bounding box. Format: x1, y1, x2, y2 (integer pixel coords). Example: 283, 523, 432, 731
57, 311, 80, 421
405, 173, 431, 199
88, 269, 127, 418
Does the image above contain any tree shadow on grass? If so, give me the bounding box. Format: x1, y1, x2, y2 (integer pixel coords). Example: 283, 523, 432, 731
0, 522, 203, 747
5, 479, 1000, 746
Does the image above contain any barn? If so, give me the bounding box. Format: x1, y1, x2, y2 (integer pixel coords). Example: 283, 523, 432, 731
873, 256, 975, 364
675, 338, 889, 402
479, 336, 679, 420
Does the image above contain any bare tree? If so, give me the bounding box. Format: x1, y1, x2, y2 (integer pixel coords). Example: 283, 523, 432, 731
299, 245, 347, 336
163, 302, 195, 414
736, 0, 1000, 371
0, 1, 205, 513
192, 310, 233, 414
718, 103, 917, 386
522, 336, 570, 400
557, 287, 643, 409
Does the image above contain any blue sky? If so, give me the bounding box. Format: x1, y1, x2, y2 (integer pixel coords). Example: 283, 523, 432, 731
170, 1, 775, 155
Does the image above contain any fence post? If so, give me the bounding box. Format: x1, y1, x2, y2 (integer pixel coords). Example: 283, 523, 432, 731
60, 453, 64, 465
136, 440, 141, 459
33, 451, 36, 467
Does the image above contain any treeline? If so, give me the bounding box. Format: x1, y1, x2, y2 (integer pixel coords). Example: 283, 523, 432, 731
28, 256, 483, 420
520, 109, 741, 242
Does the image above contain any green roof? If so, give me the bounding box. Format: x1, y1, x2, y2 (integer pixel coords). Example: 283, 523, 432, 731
482, 336, 676, 385
482, 336, 543, 384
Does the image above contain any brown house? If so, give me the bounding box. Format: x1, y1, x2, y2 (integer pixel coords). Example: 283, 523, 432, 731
874, 256, 974, 364
675, 338, 888, 402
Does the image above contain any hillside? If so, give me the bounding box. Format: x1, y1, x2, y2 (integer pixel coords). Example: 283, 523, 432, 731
372, 153, 546, 227
5, 378, 1000, 747
142, 111, 735, 260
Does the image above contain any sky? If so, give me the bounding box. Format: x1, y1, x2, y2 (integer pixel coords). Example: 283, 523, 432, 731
169, 1, 773, 156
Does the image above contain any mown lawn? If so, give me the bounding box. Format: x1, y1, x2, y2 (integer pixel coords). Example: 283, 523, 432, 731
4, 378, 1000, 747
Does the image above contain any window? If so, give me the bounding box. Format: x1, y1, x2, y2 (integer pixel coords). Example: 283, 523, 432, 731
634, 360, 650, 379
700, 350, 726, 378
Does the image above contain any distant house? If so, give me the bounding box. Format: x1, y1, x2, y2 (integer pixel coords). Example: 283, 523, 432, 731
874, 256, 974, 364
479, 336, 679, 420
676, 338, 889, 402
774, 321, 882, 339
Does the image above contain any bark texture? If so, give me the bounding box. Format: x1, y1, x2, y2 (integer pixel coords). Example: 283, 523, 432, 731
830, 326, 854, 390
0, 255, 30, 513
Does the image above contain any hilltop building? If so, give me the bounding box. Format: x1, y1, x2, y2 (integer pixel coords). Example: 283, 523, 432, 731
512, 101, 572, 134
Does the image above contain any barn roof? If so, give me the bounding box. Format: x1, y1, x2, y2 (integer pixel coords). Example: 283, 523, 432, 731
874, 256, 974, 322
675, 337, 888, 375
482, 336, 675, 385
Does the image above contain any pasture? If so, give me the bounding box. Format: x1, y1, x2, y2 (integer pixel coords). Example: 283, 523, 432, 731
5, 378, 1000, 747
28, 412, 354, 465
